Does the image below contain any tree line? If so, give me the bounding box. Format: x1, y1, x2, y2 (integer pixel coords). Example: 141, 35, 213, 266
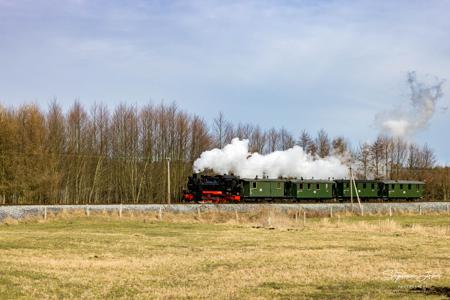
0, 101, 210, 204
0, 103, 448, 204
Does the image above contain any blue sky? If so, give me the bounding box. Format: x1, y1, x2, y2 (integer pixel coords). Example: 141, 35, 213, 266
1, 0, 449, 163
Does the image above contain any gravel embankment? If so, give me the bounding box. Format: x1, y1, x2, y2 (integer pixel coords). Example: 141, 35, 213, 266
1, 202, 449, 222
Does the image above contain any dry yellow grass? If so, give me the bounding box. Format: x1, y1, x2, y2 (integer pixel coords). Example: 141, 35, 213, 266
0, 211, 449, 299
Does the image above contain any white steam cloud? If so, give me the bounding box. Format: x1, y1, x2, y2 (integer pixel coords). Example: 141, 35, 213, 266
193, 138, 348, 179
375, 72, 445, 137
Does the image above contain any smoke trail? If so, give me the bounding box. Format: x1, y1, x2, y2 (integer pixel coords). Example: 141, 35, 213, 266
193, 138, 348, 179
375, 72, 445, 137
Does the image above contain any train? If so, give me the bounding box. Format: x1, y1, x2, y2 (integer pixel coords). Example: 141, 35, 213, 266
182, 174, 425, 203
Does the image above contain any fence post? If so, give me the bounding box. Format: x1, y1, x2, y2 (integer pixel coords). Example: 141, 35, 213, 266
119, 204, 123, 218
330, 206, 333, 218
295, 210, 298, 223
159, 207, 162, 220
389, 206, 392, 217
86, 205, 90, 216
44, 206, 47, 220
303, 210, 306, 227
419, 205, 422, 216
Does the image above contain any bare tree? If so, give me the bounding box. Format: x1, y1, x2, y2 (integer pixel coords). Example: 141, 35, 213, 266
407, 143, 419, 169
316, 129, 330, 158
370, 136, 385, 178
223, 122, 234, 145
390, 137, 408, 179
45, 101, 66, 202
190, 116, 211, 161
235, 123, 254, 140
331, 136, 348, 156
212, 112, 226, 148
298, 129, 312, 151
250, 125, 266, 153
307, 142, 318, 157
279, 128, 295, 150
212, 112, 234, 148
266, 128, 279, 153
357, 142, 371, 179
419, 144, 436, 169
382, 136, 392, 179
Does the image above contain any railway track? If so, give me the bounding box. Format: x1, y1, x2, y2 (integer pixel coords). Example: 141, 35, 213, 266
1, 202, 449, 222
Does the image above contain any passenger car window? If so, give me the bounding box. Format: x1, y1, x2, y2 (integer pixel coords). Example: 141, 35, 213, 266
363, 183, 366, 189
307, 183, 311, 190
371, 183, 375, 189
316, 184, 320, 190
391, 184, 395, 189
299, 183, 303, 189
400, 184, 403, 189
252, 182, 256, 188
408, 184, 411, 190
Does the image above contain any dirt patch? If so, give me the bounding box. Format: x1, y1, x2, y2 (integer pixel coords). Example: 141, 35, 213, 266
410, 286, 450, 298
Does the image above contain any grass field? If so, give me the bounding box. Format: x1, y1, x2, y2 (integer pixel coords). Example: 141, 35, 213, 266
0, 211, 449, 299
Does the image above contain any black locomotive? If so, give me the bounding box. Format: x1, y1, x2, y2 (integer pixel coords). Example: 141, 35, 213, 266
184, 174, 242, 203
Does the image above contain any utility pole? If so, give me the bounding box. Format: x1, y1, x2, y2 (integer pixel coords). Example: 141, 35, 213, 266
445, 164, 448, 202
350, 167, 353, 211
166, 158, 171, 204
350, 167, 362, 215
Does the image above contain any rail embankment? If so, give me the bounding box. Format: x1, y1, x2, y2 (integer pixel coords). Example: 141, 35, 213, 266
1, 202, 449, 222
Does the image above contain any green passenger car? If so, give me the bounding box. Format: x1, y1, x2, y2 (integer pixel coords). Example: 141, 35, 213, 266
380, 180, 424, 199
335, 180, 380, 198
241, 179, 286, 198
288, 179, 334, 199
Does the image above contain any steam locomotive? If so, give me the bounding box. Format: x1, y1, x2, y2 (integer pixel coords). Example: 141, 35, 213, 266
182, 174, 425, 203
184, 174, 242, 202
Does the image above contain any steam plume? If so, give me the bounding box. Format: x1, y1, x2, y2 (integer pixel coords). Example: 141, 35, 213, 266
375, 72, 445, 137
193, 138, 348, 179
